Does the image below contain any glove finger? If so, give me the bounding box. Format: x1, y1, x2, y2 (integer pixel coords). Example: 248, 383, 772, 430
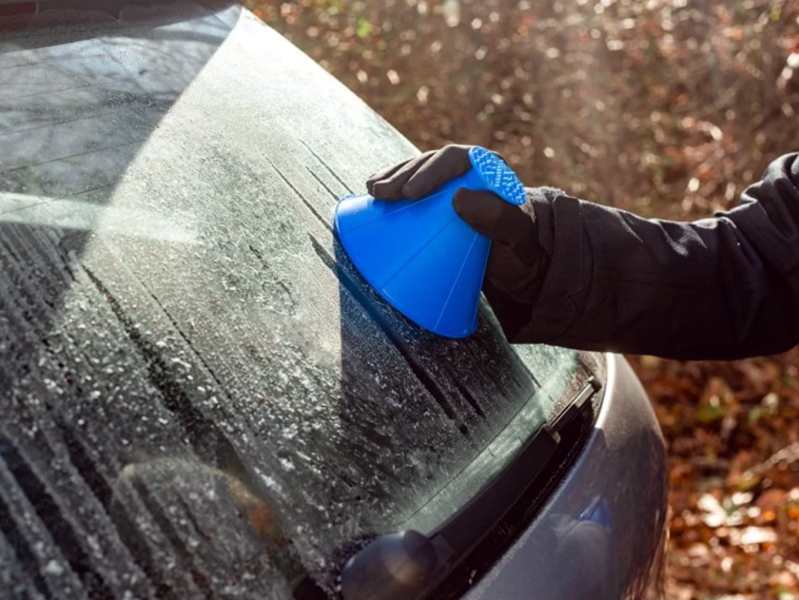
370, 150, 435, 199
366, 157, 414, 195
453, 188, 535, 252
401, 144, 472, 199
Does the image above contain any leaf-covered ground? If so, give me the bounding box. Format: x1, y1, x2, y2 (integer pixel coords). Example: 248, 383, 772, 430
251, 1, 799, 597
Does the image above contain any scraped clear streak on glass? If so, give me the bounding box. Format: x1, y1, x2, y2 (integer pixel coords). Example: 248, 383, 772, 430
333, 146, 526, 338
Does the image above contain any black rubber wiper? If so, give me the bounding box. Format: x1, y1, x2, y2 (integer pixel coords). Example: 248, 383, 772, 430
339, 378, 601, 600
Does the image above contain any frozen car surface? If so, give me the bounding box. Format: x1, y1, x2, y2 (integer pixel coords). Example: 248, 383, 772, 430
0, 2, 667, 599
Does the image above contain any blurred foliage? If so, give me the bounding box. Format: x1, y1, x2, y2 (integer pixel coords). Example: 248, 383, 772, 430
633, 352, 799, 599
248, 1, 799, 597
248, 0, 799, 218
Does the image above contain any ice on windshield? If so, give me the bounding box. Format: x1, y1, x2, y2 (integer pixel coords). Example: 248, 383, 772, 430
0, 4, 588, 597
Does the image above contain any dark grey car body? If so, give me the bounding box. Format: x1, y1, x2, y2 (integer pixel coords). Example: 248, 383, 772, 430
0, 3, 667, 599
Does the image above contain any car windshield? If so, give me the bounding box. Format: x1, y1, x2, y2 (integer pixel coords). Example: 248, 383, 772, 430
0, 3, 596, 597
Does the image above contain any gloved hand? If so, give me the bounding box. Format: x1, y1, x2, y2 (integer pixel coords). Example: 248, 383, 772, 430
366, 145, 549, 336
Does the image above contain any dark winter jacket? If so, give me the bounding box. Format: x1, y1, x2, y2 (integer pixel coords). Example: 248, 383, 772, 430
494, 153, 799, 360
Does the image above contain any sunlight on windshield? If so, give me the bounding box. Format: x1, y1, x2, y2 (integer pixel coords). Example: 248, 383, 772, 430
0, 193, 199, 243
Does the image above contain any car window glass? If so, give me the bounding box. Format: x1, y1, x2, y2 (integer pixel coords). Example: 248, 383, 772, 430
0, 5, 594, 597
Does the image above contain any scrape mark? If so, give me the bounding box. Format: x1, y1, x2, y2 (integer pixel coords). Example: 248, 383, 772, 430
82, 266, 230, 466
81, 263, 278, 520
131, 480, 213, 600
0, 492, 52, 599
248, 244, 295, 302
0, 432, 115, 598
53, 418, 167, 597
81, 266, 267, 597
309, 233, 466, 429
448, 374, 487, 419
306, 167, 341, 201
300, 139, 354, 194
265, 157, 331, 231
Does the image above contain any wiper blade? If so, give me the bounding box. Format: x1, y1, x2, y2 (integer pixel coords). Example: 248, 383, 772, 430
339, 378, 601, 600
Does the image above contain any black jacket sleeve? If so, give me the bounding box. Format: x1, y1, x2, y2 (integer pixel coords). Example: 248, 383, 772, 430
509, 152, 799, 360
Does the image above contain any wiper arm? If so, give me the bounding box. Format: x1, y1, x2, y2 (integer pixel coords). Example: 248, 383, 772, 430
339, 378, 601, 600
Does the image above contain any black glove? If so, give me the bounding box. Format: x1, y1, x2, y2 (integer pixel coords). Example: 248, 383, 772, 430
366, 145, 549, 338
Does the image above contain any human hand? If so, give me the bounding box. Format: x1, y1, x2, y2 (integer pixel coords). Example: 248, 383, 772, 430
366, 144, 473, 199
366, 145, 547, 312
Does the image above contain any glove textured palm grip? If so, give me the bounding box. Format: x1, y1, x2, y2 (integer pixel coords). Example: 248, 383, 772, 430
468, 146, 526, 206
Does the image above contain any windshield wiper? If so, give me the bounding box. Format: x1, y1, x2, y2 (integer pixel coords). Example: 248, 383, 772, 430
338, 377, 601, 600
